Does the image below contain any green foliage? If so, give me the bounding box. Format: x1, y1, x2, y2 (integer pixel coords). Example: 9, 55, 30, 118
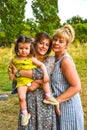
0, 22, 3, 31
31, 0, 60, 35
65, 16, 87, 43
73, 23, 87, 43
22, 18, 39, 37
0, 0, 87, 45
0, 32, 7, 46
0, 0, 27, 46
66, 15, 84, 24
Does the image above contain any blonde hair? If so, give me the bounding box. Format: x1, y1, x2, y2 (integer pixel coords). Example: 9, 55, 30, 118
53, 24, 75, 43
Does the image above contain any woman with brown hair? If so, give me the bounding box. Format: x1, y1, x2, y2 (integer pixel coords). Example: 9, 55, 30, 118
11, 32, 57, 130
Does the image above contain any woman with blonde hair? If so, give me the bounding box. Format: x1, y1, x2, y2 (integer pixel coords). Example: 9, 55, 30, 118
51, 24, 84, 130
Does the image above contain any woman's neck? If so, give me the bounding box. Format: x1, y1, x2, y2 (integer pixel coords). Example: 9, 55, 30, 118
35, 54, 45, 62
55, 51, 67, 61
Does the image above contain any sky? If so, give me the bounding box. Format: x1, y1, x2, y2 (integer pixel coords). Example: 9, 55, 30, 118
25, 0, 87, 23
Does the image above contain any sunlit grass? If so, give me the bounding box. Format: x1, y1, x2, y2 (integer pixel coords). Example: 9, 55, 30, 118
0, 95, 19, 130
0, 44, 14, 92
0, 43, 87, 129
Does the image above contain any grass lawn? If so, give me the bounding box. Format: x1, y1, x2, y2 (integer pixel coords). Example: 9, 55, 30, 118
0, 44, 87, 130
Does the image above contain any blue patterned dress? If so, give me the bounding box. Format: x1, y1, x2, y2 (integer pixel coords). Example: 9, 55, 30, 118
51, 54, 84, 130
18, 56, 57, 130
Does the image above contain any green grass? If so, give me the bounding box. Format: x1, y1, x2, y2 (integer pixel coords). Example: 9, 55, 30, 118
0, 45, 14, 92
0, 44, 87, 129
69, 44, 87, 129
0, 64, 11, 91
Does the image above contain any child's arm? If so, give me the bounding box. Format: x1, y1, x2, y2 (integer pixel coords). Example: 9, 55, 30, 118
31, 57, 49, 82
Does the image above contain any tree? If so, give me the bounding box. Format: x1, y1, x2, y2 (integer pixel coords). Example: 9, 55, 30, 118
0, 0, 27, 46
31, 0, 60, 35
66, 15, 84, 24
73, 23, 87, 43
64, 16, 87, 43
83, 18, 87, 23
22, 18, 39, 37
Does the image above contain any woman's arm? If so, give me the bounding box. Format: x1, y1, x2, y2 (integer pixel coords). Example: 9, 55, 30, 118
8, 63, 15, 80
10, 57, 53, 81
10, 62, 33, 78
56, 58, 81, 103
20, 70, 32, 78
8, 71, 15, 80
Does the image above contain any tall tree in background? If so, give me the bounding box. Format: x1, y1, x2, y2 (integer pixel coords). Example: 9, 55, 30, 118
0, 0, 26, 46
22, 18, 39, 37
66, 15, 84, 24
31, 0, 60, 35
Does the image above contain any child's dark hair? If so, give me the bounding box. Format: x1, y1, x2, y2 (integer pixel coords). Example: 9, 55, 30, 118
15, 34, 35, 56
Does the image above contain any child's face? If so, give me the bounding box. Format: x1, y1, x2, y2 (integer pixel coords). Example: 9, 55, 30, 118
18, 42, 31, 57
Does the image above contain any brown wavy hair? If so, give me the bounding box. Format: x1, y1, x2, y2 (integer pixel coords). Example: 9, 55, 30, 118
33, 32, 52, 60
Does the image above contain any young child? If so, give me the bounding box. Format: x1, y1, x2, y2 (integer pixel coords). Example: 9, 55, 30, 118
8, 34, 58, 126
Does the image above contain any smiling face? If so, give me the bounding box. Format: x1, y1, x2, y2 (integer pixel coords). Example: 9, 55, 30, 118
52, 36, 67, 54
18, 42, 31, 57
36, 38, 50, 56
34, 32, 52, 59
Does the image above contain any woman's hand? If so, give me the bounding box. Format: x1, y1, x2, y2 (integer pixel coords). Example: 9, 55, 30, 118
9, 73, 15, 80
55, 102, 61, 116
10, 62, 18, 74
